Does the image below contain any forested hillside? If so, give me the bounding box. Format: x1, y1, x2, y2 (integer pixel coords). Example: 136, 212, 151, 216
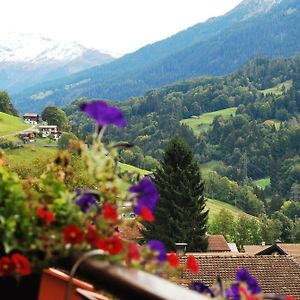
12, 0, 300, 113
64, 55, 300, 242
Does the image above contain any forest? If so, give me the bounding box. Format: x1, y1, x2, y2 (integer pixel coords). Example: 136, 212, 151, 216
63, 55, 300, 244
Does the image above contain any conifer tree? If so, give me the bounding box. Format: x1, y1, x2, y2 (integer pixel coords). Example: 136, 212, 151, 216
143, 136, 208, 252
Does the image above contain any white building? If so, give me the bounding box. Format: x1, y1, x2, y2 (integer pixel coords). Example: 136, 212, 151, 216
38, 125, 58, 137
23, 113, 39, 125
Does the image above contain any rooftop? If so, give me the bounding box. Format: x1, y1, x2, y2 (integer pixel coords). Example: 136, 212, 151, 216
24, 112, 38, 117
243, 245, 270, 255
118, 220, 144, 241
38, 125, 57, 128
180, 255, 300, 298
244, 243, 300, 261
207, 235, 231, 252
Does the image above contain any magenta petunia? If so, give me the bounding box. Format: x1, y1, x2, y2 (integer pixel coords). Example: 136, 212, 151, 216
80, 100, 126, 128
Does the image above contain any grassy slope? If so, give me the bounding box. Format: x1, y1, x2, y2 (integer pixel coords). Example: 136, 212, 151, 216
119, 162, 151, 176
5, 146, 58, 178
261, 80, 293, 96
181, 107, 237, 135
0, 112, 31, 136
206, 198, 251, 221
255, 177, 271, 189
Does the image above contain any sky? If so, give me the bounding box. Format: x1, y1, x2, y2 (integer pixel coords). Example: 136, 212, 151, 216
0, 0, 242, 56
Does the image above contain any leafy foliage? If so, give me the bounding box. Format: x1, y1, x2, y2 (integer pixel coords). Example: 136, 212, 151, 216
0, 91, 18, 116
41, 106, 70, 131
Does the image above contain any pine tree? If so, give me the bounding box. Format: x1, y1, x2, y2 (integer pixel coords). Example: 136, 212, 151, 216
143, 136, 208, 252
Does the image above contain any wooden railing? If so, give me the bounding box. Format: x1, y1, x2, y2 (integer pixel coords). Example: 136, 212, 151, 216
62, 254, 208, 300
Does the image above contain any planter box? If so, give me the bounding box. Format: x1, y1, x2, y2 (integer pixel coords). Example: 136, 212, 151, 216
38, 268, 94, 300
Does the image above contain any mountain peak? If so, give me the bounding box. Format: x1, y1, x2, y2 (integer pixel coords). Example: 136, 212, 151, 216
0, 32, 115, 93
228, 0, 282, 20
0, 32, 89, 63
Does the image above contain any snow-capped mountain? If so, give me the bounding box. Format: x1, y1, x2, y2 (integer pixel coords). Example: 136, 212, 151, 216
0, 33, 115, 92
230, 0, 283, 20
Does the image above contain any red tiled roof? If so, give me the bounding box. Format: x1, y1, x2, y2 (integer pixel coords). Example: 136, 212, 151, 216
244, 243, 300, 261
277, 244, 300, 258
180, 255, 300, 298
207, 235, 230, 252
243, 245, 270, 255
118, 221, 144, 241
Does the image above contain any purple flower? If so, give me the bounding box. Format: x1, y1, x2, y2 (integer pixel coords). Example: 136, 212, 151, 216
75, 191, 99, 213
236, 268, 251, 282
225, 283, 241, 300
247, 277, 261, 295
80, 101, 126, 128
129, 178, 159, 215
236, 268, 261, 295
149, 240, 167, 263
192, 281, 215, 297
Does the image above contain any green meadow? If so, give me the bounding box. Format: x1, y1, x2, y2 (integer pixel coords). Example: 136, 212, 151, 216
181, 107, 237, 135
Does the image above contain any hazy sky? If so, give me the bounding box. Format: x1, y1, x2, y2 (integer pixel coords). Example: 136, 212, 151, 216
1, 0, 242, 56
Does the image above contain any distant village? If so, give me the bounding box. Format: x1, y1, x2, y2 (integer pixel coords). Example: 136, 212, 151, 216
21, 112, 62, 143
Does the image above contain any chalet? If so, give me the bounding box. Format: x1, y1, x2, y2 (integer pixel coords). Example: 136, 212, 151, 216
38, 125, 61, 140
19, 130, 38, 143
23, 113, 39, 125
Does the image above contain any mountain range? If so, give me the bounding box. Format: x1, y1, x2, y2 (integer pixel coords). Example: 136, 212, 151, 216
0, 33, 115, 93
11, 0, 300, 113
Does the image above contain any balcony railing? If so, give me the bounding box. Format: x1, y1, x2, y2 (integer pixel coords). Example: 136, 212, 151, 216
61, 255, 208, 300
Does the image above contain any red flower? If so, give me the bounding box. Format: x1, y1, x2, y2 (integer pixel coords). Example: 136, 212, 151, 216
186, 255, 199, 273
127, 243, 140, 261
0, 256, 15, 276
86, 225, 100, 247
98, 236, 123, 255
37, 207, 55, 225
285, 297, 296, 300
63, 224, 84, 244
102, 203, 118, 222
168, 252, 179, 268
11, 254, 31, 276
140, 206, 154, 222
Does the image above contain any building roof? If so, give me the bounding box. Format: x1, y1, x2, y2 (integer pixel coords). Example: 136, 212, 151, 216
24, 113, 38, 117
207, 235, 231, 252
227, 243, 239, 253
38, 125, 57, 128
244, 243, 300, 260
118, 221, 144, 241
180, 255, 300, 298
243, 245, 270, 255
276, 244, 300, 259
